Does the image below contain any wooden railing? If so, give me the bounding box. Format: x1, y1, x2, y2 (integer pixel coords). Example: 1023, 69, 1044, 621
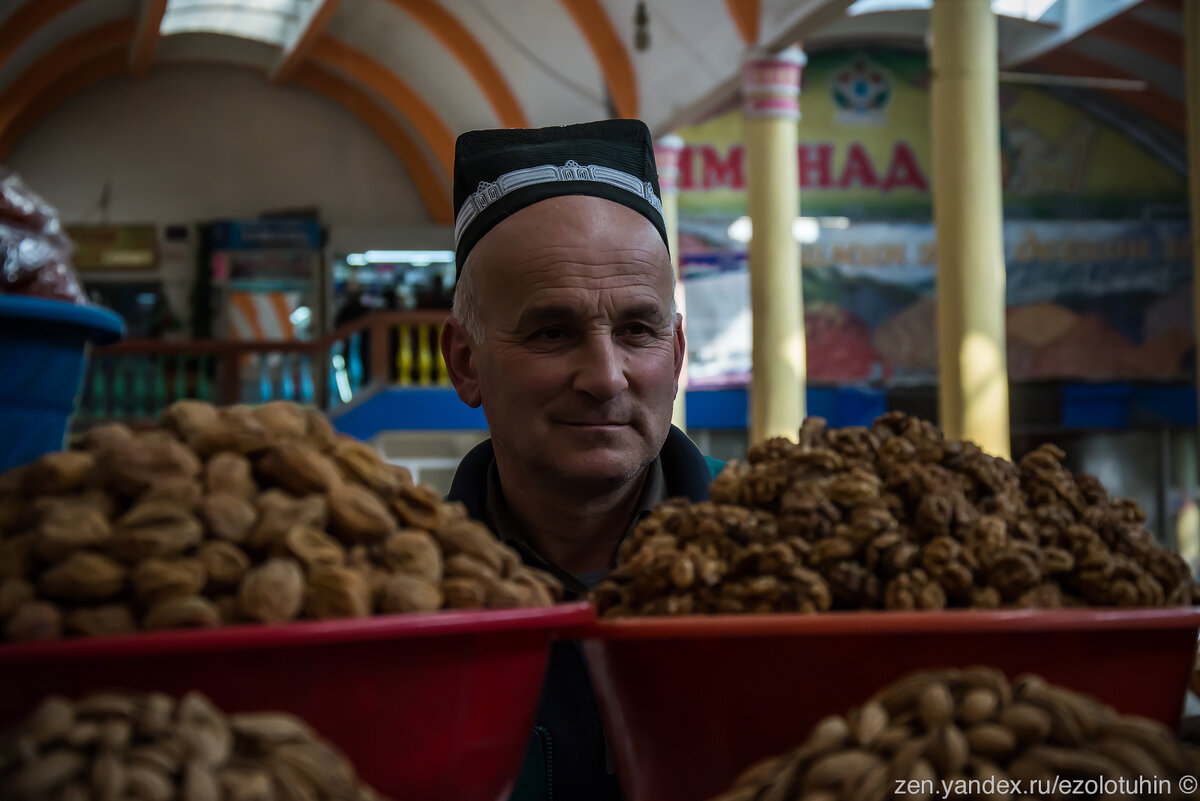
79, 311, 451, 423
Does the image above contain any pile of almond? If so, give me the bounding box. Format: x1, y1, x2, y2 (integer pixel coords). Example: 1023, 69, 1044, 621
593, 414, 1198, 616
0, 400, 561, 642
0, 690, 383, 801
709, 668, 1198, 801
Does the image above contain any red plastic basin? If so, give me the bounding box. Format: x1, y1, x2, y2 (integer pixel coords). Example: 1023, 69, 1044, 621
583, 607, 1200, 801
0, 602, 593, 801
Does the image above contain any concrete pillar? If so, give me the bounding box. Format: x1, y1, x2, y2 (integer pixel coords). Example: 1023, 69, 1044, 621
930, 0, 1011, 458
1187, 0, 1200, 437
742, 46, 806, 443
655, 134, 688, 432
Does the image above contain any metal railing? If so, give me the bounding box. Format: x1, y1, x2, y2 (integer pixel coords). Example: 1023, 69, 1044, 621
78, 310, 451, 423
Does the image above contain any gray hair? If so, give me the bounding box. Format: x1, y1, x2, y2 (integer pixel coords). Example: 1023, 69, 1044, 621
451, 258, 680, 344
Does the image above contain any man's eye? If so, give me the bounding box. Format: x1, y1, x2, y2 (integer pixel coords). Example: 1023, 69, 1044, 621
535, 327, 566, 340
623, 323, 652, 336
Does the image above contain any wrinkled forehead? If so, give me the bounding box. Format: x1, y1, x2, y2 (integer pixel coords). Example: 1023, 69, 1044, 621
467, 196, 673, 315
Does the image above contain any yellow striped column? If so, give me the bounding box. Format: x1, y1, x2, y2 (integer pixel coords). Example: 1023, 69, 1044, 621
743, 46, 806, 443
655, 134, 688, 432
1187, 0, 1200, 431
930, 0, 1011, 458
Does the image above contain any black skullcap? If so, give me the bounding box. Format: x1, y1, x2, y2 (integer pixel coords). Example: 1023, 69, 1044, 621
453, 119, 668, 280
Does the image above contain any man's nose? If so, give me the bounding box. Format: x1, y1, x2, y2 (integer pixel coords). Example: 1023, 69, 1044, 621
572, 334, 629, 400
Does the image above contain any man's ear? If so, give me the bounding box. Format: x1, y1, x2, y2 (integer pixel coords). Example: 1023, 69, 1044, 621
441, 318, 482, 408
672, 312, 686, 395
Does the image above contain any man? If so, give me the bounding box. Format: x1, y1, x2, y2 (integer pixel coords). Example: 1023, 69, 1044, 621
442, 119, 723, 801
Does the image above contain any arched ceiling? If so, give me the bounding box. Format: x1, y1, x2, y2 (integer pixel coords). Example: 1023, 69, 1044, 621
0, 0, 1187, 224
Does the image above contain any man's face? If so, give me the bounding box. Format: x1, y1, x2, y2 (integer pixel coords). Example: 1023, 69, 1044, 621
447, 195, 683, 490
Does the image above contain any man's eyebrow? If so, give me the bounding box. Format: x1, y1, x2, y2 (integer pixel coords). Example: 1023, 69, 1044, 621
615, 304, 670, 326
514, 305, 579, 329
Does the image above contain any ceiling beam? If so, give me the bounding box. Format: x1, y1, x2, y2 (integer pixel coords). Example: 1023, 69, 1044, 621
1028, 49, 1183, 133
557, 0, 638, 118
0, 18, 136, 138
129, 0, 168, 76
271, 0, 344, 84
1090, 14, 1182, 67
383, 0, 527, 128
0, 0, 88, 74
1001, 0, 1144, 68
293, 64, 451, 224
724, 0, 761, 46
310, 36, 454, 177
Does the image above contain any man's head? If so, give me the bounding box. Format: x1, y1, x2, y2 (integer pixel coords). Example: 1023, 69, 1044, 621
442, 121, 682, 492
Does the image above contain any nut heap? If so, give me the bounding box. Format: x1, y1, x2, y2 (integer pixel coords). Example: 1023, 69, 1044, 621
709, 668, 1198, 801
0, 400, 562, 641
593, 413, 1198, 616
0, 690, 384, 801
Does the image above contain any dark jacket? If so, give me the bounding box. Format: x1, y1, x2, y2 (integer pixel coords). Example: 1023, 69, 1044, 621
446, 426, 723, 801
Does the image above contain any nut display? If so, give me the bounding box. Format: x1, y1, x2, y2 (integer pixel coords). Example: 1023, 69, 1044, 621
593, 413, 1199, 616
707, 668, 1199, 801
0, 400, 563, 642
0, 690, 385, 801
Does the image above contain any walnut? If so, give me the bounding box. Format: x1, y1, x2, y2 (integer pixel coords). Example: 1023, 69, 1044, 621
305, 565, 371, 620
987, 550, 1042, 602
99, 438, 201, 498
0, 578, 34, 620
379, 574, 443, 614
161, 399, 221, 442
327, 483, 397, 543
380, 530, 442, 583
256, 443, 343, 496
140, 478, 204, 510
0, 532, 35, 579
131, 558, 208, 606
251, 401, 309, 441
390, 484, 441, 530
203, 452, 258, 501
304, 409, 340, 453
884, 570, 947, 610
35, 506, 112, 562
248, 491, 327, 552
143, 596, 221, 630
200, 492, 258, 544
78, 422, 135, 453
237, 559, 305, 624
188, 407, 271, 458
39, 552, 127, 602
282, 526, 345, 571
5, 600, 63, 641
441, 577, 487, 609
65, 604, 137, 637
24, 451, 96, 494
333, 439, 400, 498
109, 502, 203, 562
437, 520, 504, 573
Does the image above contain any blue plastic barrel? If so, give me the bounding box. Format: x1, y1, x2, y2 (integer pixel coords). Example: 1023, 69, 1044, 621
0, 295, 124, 473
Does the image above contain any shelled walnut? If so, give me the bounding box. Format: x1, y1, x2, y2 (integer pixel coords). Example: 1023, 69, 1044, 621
0, 400, 563, 642
594, 413, 1199, 617
708, 668, 1198, 801
0, 690, 386, 801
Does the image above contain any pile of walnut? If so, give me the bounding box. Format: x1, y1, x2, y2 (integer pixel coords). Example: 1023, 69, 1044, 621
0, 690, 383, 801
0, 400, 561, 641
593, 413, 1197, 616
708, 668, 1198, 801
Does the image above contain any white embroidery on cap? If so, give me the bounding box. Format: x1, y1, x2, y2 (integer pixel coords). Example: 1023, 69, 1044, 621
455, 161, 665, 245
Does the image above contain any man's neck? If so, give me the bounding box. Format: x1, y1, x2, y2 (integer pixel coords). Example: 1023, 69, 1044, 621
493, 459, 650, 576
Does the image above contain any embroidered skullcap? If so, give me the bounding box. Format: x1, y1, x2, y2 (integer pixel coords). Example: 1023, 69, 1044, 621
453, 119, 668, 280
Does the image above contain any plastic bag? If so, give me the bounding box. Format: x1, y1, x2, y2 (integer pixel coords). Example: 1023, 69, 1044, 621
0, 169, 86, 304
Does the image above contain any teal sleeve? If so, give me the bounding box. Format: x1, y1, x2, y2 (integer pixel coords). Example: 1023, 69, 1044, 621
704, 455, 727, 480
509, 726, 553, 801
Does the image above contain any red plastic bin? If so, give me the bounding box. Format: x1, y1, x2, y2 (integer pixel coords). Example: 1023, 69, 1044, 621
0, 602, 594, 801
583, 607, 1200, 801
